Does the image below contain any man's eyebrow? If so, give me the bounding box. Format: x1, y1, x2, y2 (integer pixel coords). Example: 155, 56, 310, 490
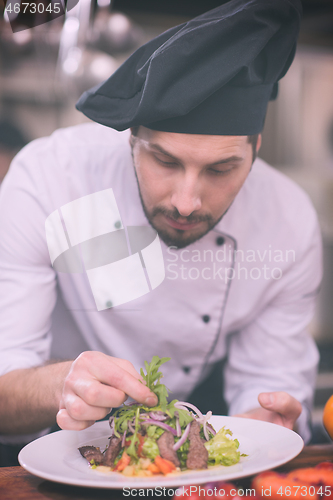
148, 143, 244, 165
208, 156, 244, 166
148, 143, 179, 160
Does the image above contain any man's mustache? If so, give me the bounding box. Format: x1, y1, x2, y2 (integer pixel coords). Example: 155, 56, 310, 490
150, 206, 213, 224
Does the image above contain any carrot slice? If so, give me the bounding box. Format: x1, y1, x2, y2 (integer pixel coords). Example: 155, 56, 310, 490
154, 456, 176, 475
147, 463, 160, 474
137, 434, 146, 458
114, 451, 131, 472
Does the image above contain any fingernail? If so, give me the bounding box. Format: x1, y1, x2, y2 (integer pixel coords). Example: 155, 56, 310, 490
145, 396, 158, 406
260, 393, 274, 405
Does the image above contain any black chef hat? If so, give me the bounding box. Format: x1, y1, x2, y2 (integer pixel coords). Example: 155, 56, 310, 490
76, 0, 302, 135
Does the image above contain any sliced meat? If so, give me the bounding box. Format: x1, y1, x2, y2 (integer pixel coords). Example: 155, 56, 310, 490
103, 435, 122, 467
157, 431, 180, 467
186, 420, 208, 470
78, 445, 104, 464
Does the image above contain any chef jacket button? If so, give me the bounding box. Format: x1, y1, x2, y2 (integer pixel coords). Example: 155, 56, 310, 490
106, 300, 113, 308
216, 236, 225, 246
202, 315, 210, 323
114, 220, 122, 229
182, 366, 191, 374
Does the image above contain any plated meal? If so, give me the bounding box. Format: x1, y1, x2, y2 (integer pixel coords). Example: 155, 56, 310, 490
18, 357, 304, 489
79, 356, 243, 477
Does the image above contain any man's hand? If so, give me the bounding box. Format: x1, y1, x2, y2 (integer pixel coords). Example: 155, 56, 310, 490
235, 391, 302, 430
56, 352, 158, 431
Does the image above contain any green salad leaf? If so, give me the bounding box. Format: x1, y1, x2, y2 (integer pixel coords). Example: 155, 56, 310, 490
204, 426, 241, 466
140, 355, 171, 410
126, 407, 141, 458
146, 425, 164, 440
175, 438, 190, 468
141, 438, 159, 460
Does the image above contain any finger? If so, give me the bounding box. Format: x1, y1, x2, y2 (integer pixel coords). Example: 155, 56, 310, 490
56, 408, 95, 431
258, 392, 302, 428
68, 378, 127, 409
234, 407, 285, 426
110, 357, 144, 382
63, 392, 113, 422
78, 353, 158, 406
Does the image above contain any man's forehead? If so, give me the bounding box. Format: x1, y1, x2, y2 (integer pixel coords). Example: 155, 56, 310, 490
134, 126, 249, 161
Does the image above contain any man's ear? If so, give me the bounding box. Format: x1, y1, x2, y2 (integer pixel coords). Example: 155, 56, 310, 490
256, 134, 262, 153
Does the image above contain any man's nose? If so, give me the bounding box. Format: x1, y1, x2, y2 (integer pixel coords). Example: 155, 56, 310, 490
170, 174, 202, 217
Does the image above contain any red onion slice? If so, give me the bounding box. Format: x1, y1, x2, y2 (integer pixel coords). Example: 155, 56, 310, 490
206, 423, 216, 436
121, 430, 127, 447
173, 423, 191, 451
174, 401, 203, 418
149, 412, 167, 421
173, 404, 187, 412
140, 419, 177, 436
195, 411, 212, 440
175, 412, 181, 437
203, 423, 209, 441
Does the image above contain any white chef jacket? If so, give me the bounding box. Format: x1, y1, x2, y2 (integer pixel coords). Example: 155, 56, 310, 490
0, 123, 322, 443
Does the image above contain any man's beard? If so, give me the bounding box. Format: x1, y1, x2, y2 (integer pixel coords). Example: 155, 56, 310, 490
135, 174, 228, 249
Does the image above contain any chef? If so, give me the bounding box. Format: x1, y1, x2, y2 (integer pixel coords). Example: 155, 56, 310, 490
0, 0, 322, 457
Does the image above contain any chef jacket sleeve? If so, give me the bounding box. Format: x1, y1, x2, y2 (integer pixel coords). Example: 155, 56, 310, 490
0, 140, 57, 379
224, 206, 322, 443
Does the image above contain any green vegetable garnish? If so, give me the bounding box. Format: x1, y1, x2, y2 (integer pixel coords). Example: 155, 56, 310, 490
126, 407, 141, 458
204, 426, 241, 466
141, 438, 159, 460
140, 355, 171, 411
106, 356, 244, 470
146, 425, 164, 439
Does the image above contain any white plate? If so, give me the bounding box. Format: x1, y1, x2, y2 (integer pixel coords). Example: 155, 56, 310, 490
18, 416, 303, 489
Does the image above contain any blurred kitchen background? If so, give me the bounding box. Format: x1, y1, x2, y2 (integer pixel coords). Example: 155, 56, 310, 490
0, 0, 333, 441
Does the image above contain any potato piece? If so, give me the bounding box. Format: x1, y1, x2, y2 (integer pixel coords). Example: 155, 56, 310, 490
122, 465, 136, 476
136, 470, 153, 477
139, 458, 152, 470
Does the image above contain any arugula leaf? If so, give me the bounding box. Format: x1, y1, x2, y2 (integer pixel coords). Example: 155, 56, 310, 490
140, 356, 171, 410
126, 407, 140, 459
113, 417, 121, 438
113, 407, 137, 434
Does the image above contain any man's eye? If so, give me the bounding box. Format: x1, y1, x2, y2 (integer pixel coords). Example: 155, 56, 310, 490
154, 155, 177, 166
209, 167, 233, 175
